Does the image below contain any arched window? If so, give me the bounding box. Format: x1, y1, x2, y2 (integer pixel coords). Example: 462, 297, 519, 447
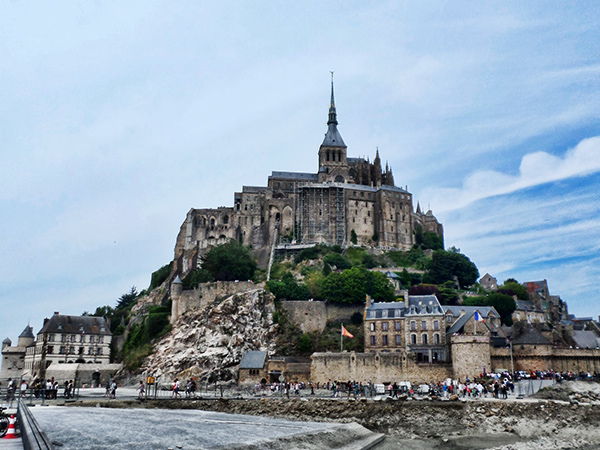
411, 334, 417, 344
275, 213, 281, 222
223, 215, 229, 224
422, 334, 428, 344
434, 333, 440, 344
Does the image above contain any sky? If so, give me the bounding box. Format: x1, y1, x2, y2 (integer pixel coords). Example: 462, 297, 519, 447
1, 1, 599, 343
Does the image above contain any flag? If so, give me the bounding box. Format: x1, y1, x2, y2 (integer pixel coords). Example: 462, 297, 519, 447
474, 311, 484, 322
341, 325, 354, 338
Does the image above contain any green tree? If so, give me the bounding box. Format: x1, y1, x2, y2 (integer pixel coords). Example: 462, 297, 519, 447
202, 240, 257, 281
499, 280, 528, 300
116, 286, 139, 310
422, 232, 444, 250
463, 293, 516, 325
350, 229, 358, 245
149, 262, 173, 291
323, 253, 352, 270
425, 250, 479, 289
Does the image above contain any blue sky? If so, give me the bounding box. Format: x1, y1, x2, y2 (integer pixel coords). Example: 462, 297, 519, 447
2, 1, 599, 342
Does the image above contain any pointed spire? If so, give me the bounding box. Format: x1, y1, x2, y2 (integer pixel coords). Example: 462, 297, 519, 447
328, 71, 337, 126
321, 72, 346, 147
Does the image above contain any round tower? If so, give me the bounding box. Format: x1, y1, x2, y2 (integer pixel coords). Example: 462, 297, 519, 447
170, 275, 183, 324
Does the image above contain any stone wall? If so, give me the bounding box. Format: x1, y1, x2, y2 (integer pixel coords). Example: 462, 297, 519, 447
450, 335, 491, 380
279, 301, 363, 334
172, 281, 261, 323
310, 351, 452, 385
491, 346, 600, 373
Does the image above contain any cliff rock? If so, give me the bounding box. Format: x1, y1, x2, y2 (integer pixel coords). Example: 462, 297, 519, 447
142, 288, 278, 383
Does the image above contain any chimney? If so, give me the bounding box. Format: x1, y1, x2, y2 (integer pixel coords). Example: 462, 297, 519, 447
365, 294, 371, 309
404, 291, 409, 307
43, 318, 50, 326
54, 311, 60, 315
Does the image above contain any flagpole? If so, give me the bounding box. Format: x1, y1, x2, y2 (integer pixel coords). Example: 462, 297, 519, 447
340, 323, 343, 352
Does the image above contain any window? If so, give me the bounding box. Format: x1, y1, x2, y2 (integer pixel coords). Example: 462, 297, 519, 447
370, 335, 376, 345
446, 315, 453, 323
88, 347, 94, 355
382, 335, 388, 346
70, 335, 76, 343
382, 310, 388, 318
61, 334, 67, 343
433, 320, 440, 330
69, 346, 75, 354
394, 321, 401, 331
96, 348, 103, 355
59, 346, 66, 354
422, 334, 428, 344
382, 322, 388, 331
421, 321, 427, 330
47, 346, 54, 354
410, 321, 416, 331
411, 334, 417, 344
434, 333, 440, 344
395, 335, 402, 345
80, 334, 85, 343
370, 322, 375, 332
98, 336, 104, 344
48, 334, 55, 342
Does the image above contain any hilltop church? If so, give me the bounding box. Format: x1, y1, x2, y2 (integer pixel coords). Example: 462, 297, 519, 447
174, 79, 443, 273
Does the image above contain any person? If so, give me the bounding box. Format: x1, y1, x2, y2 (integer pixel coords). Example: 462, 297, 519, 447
6, 378, 14, 401
138, 381, 145, 399
185, 380, 192, 398
110, 381, 117, 399
171, 378, 180, 398
104, 381, 111, 398
20, 380, 28, 398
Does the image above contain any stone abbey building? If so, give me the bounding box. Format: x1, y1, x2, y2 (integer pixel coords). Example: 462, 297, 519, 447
175, 79, 443, 273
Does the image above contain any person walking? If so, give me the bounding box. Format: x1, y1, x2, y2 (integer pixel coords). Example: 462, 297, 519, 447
138, 381, 145, 399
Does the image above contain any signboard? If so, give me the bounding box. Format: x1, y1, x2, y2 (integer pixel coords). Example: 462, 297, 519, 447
146, 376, 155, 385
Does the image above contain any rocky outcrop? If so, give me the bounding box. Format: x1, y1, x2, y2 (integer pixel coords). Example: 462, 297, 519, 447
141, 288, 278, 383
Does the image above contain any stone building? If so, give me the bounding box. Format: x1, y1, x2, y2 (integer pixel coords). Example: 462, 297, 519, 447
174, 79, 443, 275
1, 325, 35, 380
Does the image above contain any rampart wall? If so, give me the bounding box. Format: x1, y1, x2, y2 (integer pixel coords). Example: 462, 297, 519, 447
279, 301, 363, 333
310, 351, 452, 384
491, 346, 600, 373
172, 281, 261, 323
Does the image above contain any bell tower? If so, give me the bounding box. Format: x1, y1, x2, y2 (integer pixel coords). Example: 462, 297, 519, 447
318, 73, 349, 183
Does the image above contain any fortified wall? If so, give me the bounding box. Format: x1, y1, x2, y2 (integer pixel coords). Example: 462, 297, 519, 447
171, 280, 261, 323
279, 301, 364, 333
491, 346, 600, 374
311, 351, 453, 385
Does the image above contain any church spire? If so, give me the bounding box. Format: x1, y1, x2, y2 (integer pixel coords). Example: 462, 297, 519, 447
321, 72, 346, 148
328, 71, 338, 126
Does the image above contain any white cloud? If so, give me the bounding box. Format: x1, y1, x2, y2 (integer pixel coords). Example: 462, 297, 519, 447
423, 136, 600, 213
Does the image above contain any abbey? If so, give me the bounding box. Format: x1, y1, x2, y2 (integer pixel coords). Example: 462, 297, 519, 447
175, 80, 443, 273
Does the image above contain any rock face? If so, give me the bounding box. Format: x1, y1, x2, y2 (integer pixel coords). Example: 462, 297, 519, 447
142, 288, 278, 383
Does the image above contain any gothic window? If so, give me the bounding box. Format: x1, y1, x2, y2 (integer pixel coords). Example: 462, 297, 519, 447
223, 215, 229, 224
275, 213, 281, 222
210, 218, 216, 226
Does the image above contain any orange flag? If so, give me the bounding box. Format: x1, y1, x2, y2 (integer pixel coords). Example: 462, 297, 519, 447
341, 325, 354, 338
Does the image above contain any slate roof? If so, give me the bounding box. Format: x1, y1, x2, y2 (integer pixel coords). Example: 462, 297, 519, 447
515, 300, 543, 312
239, 351, 267, 369
443, 305, 497, 319
19, 325, 35, 339
38, 314, 111, 336
572, 330, 600, 349
512, 326, 552, 345
269, 171, 319, 181
366, 295, 443, 319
